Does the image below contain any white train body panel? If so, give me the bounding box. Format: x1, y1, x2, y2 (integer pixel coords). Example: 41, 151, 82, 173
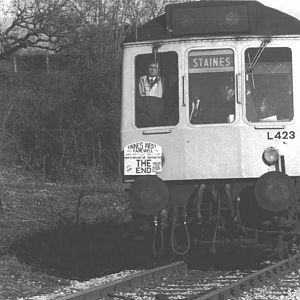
121, 37, 300, 181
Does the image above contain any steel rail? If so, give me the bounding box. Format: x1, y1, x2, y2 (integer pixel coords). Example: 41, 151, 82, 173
190, 252, 300, 300
58, 252, 300, 300
58, 261, 187, 300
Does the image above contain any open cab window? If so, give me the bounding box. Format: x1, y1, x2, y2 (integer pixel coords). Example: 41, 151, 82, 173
245, 47, 293, 122
135, 52, 179, 128
188, 49, 236, 124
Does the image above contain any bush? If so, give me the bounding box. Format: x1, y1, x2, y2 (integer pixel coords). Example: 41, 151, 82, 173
0, 58, 121, 182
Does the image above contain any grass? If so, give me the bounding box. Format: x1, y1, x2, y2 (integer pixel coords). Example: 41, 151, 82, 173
0, 165, 132, 299
0, 165, 130, 244
0, 255, 70, 299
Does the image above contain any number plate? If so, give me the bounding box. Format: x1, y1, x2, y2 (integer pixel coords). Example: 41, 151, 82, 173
267, 131, 295, 140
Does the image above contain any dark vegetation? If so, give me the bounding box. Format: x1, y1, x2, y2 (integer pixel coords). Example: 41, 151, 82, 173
0, 54, 121, 182
0, 0, 177, 181
0, 1, 181, 298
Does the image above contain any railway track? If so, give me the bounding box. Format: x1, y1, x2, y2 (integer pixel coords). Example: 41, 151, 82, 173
58, 251, 300, 300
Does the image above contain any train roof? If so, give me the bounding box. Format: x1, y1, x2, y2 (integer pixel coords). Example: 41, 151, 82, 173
124, 1, 300, 43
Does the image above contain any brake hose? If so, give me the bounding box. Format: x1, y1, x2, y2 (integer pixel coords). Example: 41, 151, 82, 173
170, 208, 191, 255
210, 191, 221, 254
152, 215, 165, 256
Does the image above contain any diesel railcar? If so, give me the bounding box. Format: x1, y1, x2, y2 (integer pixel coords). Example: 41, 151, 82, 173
121, 0, 300, 255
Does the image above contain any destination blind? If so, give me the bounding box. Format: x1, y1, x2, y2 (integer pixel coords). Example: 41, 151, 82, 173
189, 49, 234, 73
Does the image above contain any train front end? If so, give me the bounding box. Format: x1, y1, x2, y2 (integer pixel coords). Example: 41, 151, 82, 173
121, 1, 300, 253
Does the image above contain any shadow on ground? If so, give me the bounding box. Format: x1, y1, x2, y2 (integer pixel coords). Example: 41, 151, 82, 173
187, 246, 267, 271
9, 223, 270, 281
9, 223, 173, 280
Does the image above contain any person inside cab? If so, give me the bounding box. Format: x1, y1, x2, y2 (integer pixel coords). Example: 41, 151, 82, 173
189, 91, 202, 123
136, 60, 164, 127
139, 61, 163, 98
217, 76, 235, 123
189, 73, 235, 124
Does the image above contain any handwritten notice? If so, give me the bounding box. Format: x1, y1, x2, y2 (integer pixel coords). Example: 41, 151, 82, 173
124, 141, 162, 175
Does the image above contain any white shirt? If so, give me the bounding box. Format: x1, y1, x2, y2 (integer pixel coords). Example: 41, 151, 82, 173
139, 75, 163, 98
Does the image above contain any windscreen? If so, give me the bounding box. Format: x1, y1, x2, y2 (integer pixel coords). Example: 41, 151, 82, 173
245, 47, 293, 122
188, 49, 235, 124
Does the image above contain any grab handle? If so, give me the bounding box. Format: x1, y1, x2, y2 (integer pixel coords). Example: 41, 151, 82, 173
182, 76, 186, 107
236, 73, 241, 104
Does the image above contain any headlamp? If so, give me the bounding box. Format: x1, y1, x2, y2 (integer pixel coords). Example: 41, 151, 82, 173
262, 147, 279, 166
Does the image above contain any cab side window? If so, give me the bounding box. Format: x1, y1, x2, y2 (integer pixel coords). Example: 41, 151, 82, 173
245, 47, 293, 122
135, 52, 179, 128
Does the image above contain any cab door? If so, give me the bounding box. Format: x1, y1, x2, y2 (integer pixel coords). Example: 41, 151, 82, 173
184, 47, 242, 180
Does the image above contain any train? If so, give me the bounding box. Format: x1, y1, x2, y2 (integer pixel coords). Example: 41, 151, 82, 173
121, 0, 300, 255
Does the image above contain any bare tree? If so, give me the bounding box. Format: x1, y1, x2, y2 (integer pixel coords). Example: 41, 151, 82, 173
0, 0, 89, 59
0, 0, 183, 180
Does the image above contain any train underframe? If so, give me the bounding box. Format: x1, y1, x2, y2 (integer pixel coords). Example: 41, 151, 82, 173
128, 175, 300, 256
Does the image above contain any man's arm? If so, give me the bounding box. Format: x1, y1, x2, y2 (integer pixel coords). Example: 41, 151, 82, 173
139, 76, 146, 97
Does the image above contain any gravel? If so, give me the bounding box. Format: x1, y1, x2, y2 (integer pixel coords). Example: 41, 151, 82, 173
114, 270, 250, 299
230, 269, 300, 300
15, 267, 300, 300
16, 270, 141, 300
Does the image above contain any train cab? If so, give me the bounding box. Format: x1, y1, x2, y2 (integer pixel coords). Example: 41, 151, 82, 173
121, 1, 300, 251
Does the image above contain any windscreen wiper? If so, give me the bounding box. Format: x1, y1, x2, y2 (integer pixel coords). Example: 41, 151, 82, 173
247, 38, 271, 73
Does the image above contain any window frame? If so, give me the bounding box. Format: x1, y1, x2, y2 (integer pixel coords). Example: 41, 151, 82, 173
186, 47, 237, 126
133, 50, 180, 129
242, 45, 294, 124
